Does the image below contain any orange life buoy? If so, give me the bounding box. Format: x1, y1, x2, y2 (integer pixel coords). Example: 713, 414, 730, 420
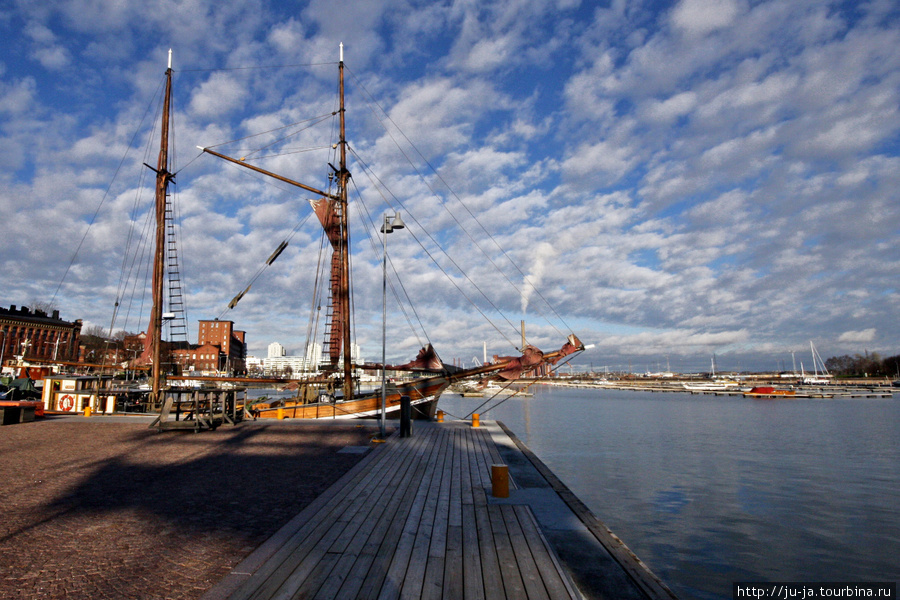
59, 394, 75, 411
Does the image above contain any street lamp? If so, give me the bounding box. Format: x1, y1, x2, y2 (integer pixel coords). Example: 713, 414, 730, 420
380, 212, 406, 439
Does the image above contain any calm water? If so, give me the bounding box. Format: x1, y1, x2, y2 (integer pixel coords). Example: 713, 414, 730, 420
438, 385, 900, 600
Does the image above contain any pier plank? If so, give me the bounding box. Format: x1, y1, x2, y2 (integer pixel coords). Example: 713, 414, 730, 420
235, 433, 419, 600
322, 433, 435, 600
501, 504, 549, 600
344, 433, 435, 600
488, 504, 527, 599
399, 429, 452, 600
460, 431, 485, 600
461, 502, 486, 600
514, 505, 579, 600
474, 495, 505, 600
246, 438, 418, 600
206, 423, 585, 600
378, 430, 448, 600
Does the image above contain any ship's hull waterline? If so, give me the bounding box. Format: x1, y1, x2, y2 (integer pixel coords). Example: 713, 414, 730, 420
251, 377, 447, 420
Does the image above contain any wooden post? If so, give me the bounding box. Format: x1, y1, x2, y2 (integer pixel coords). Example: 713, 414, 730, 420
491, 464, 509, 498
472, 413, 480, 428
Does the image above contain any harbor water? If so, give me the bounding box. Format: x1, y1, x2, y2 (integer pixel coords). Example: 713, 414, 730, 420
437, 385, 899, 600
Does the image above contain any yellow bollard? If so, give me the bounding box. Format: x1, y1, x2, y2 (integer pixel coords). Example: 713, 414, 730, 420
491, 464, 509, 498
277, 407, 285, 420
84, 406, 92, 417
436, 410, 444, 423
472, 413, 480, 428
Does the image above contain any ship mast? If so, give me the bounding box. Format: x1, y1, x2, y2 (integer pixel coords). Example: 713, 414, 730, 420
147, 49, 174, 407
199, 45, 354, 401
337, 43, 353, 402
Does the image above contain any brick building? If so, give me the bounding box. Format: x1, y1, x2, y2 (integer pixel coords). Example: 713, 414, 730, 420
170, 319, 246, 375
0, 305, 82, 372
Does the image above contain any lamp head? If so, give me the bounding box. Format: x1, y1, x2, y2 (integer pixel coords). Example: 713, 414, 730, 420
380, 213, 406, 234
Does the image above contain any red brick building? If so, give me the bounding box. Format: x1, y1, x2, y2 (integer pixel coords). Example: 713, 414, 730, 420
170, 319, 246, 375
0, 305, 82, 372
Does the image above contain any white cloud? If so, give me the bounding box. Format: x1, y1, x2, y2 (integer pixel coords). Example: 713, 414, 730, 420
0, 78, 37, 113
562, 140, 638, 186
670, 0, 742, 38
188, 73, 249, 117
837, 329, 877, 344
643, 91, 697, 123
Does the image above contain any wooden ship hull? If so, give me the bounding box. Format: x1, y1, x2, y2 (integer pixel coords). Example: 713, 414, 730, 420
251, 376, 448, 420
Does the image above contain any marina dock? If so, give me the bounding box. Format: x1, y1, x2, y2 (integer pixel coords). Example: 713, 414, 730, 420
201, 419, 676, 600
549, 380, 895, 398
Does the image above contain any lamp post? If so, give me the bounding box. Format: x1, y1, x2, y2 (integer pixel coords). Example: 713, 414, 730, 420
380, 212, 406, 439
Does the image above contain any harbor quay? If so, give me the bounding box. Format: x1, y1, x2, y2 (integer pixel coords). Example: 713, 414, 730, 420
1, 415, 675, 600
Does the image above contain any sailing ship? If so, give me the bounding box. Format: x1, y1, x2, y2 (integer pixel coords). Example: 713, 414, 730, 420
134, 46, 583, 421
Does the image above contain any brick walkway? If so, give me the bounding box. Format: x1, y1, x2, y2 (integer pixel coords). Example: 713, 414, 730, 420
0, 418, 381, 599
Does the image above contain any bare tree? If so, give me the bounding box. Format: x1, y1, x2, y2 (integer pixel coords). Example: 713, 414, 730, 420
28, 299, 59, 315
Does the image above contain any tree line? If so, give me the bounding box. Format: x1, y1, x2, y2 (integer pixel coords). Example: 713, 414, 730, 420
824, 352, 900, 378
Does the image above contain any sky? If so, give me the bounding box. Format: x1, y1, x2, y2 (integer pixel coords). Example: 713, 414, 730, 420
1, 0, 898, 374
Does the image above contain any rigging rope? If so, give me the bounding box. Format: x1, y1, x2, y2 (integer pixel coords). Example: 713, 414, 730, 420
459, 352, 580, 419
51, 74, 167, 311
349, 177, 428, 352
177, 62, 336, 73
215, 215, 312, 321
345, 66, 573, 341
348, 147, 519, 349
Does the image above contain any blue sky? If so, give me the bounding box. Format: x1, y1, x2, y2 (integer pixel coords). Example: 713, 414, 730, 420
2, 0, 898, 373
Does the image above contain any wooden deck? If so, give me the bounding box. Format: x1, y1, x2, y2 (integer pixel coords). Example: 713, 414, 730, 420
202, 422, 581, 600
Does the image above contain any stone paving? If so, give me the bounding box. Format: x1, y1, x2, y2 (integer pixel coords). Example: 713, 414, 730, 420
0, 417, 382, 599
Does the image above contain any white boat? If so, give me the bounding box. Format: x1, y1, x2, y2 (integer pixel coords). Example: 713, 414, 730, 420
484, 381, 533, 397
682, 381, 739, 391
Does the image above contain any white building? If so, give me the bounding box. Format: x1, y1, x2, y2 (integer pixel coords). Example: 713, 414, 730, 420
305, 342, 323, 367
245, 355, 264, 372
268, 342, 286, 359
254, 341, 364, 377
265, 355, 314, 376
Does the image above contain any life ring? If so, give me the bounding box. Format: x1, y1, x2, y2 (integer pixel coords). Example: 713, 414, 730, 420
59, 394, 75, 411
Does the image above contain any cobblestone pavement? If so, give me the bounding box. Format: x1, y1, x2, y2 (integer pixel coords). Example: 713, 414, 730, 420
0, 417, 382, 599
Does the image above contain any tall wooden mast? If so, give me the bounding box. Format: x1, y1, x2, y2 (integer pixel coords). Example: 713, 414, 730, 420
148, 50, 174, 406
198, 45, 354, 400
337, 43, 353, 402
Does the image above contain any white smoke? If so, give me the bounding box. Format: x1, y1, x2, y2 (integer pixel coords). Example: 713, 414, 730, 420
521, 242, 556, 314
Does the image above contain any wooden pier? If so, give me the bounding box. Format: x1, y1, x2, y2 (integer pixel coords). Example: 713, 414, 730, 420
201, 420, 675, 600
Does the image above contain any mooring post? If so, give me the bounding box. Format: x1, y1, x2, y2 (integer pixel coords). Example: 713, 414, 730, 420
491, 464, 509, 498
400, 395, 412, 437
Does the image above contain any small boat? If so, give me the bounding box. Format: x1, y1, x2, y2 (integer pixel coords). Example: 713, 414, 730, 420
744, 386, 796, 398
483, 381, 533, 397
682, 381, 739, 392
